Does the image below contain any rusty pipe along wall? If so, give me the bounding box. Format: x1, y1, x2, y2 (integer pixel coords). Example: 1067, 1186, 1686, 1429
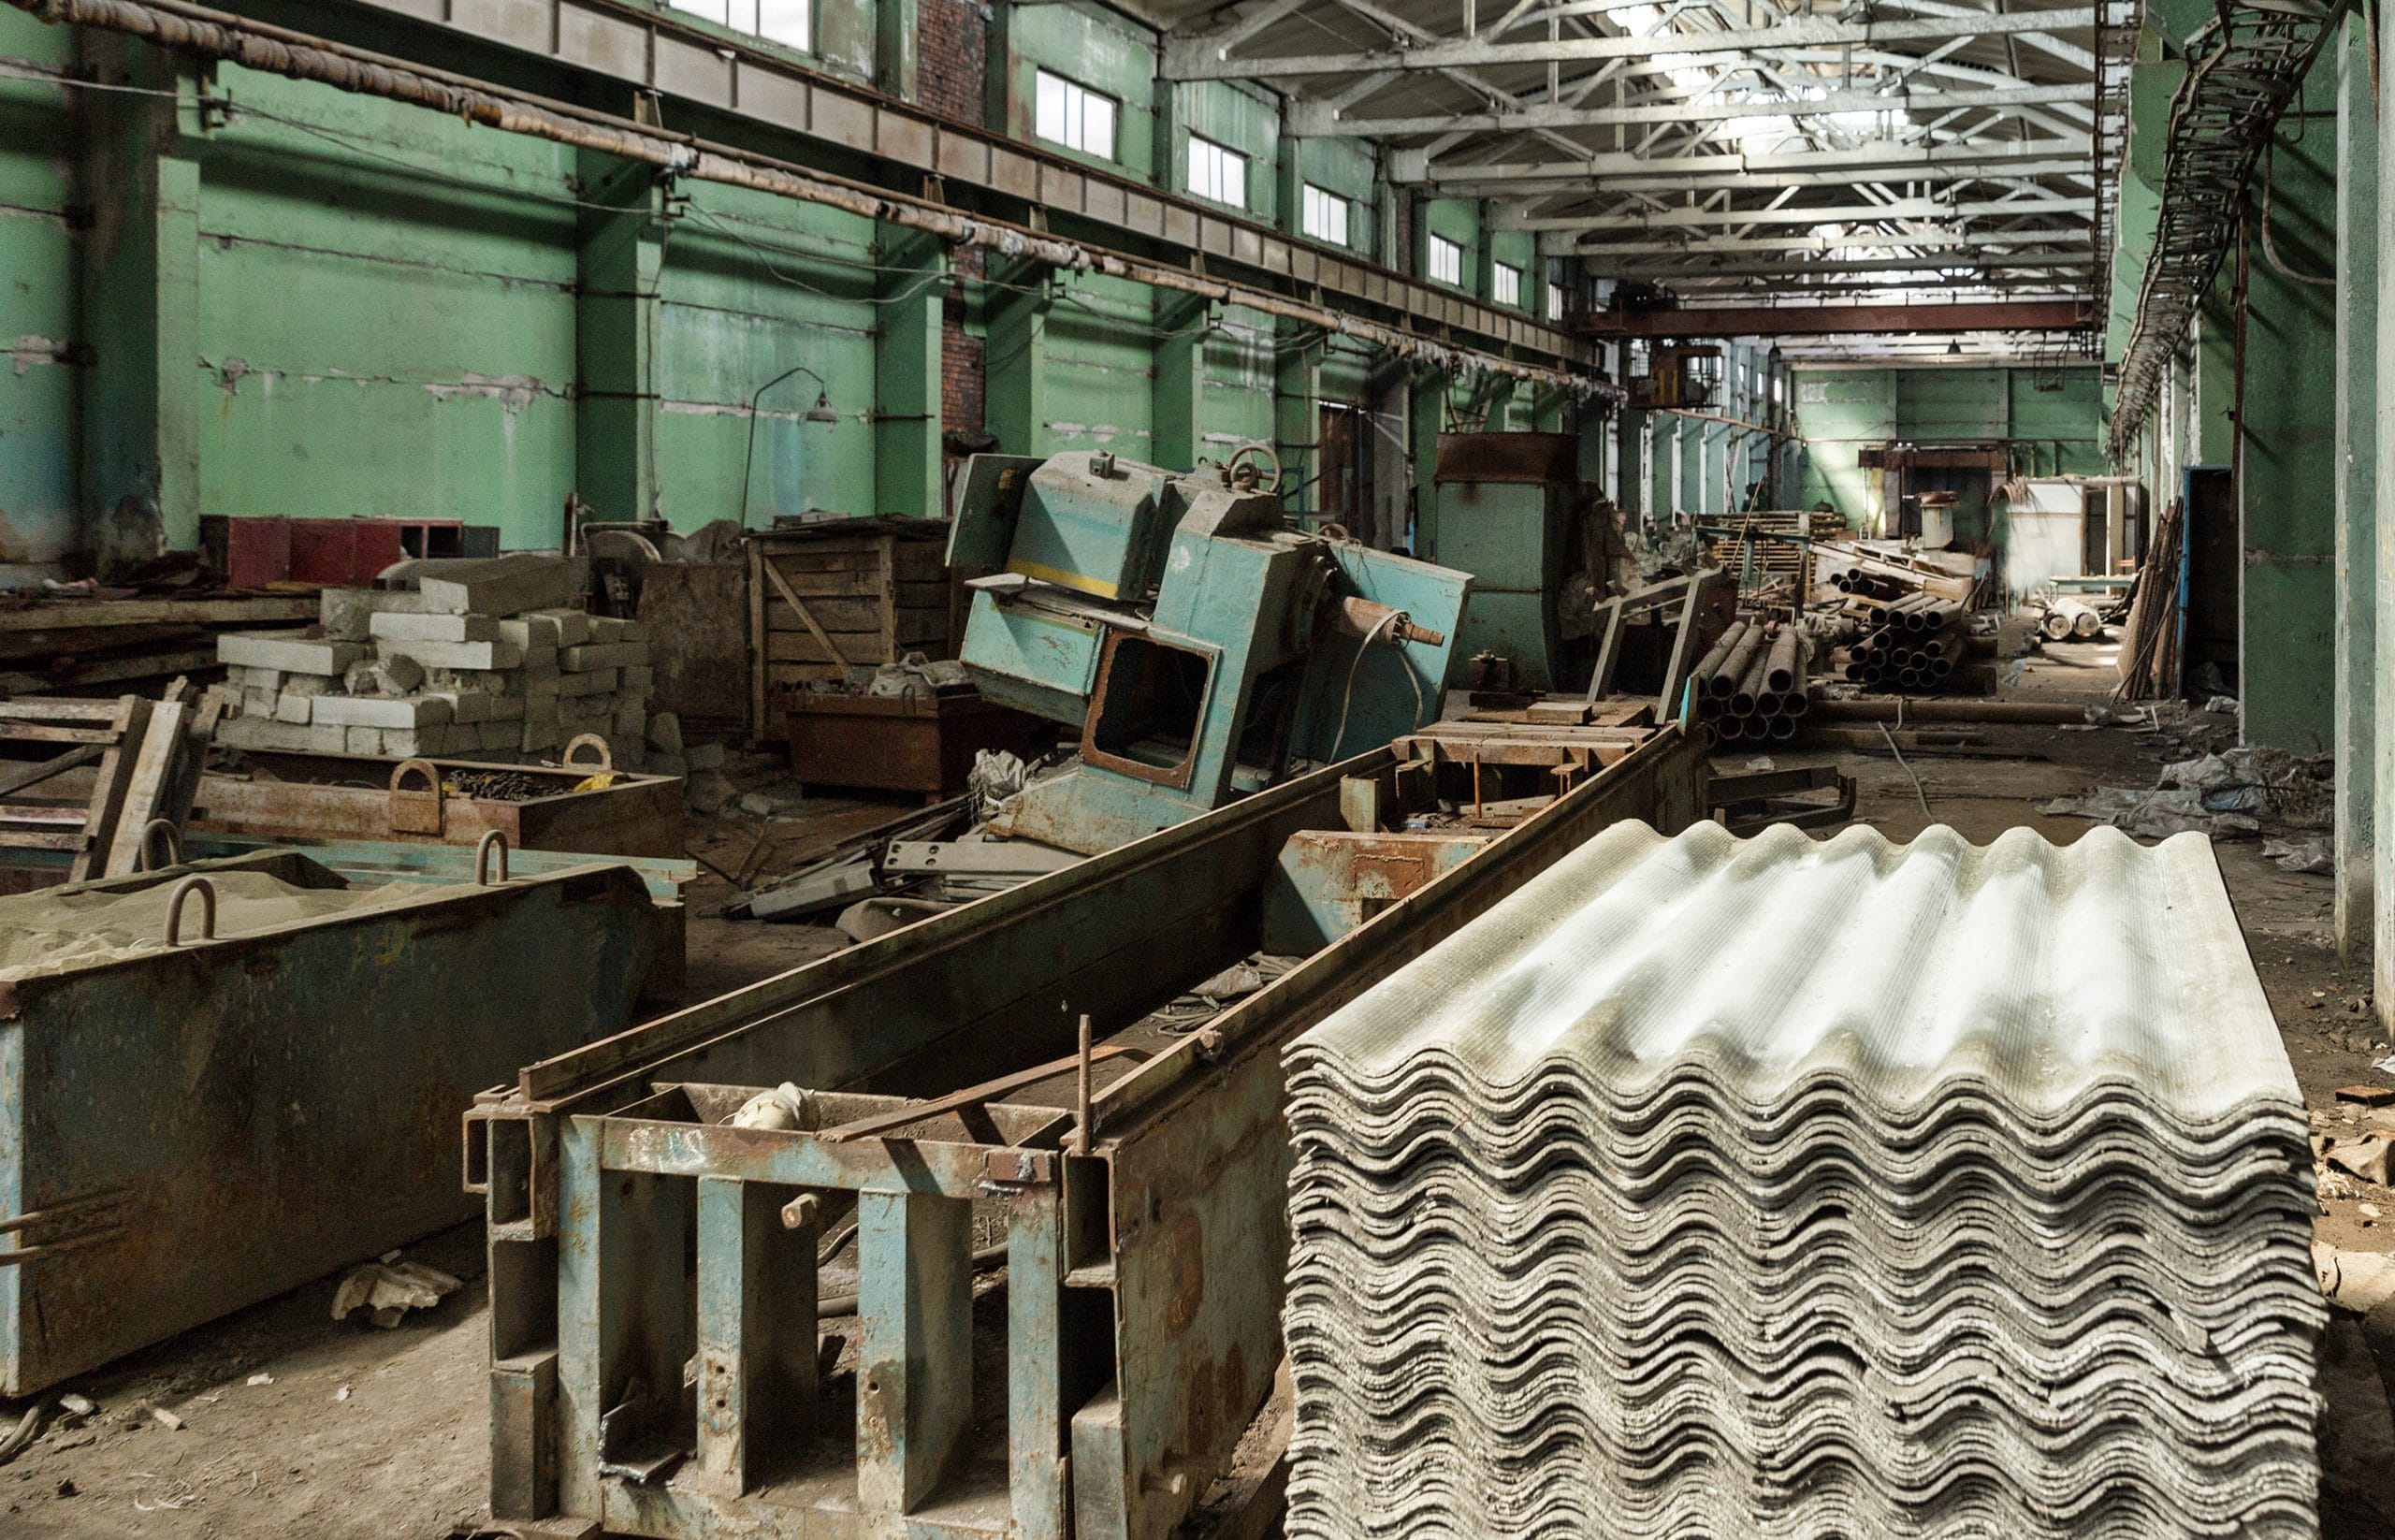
9, 0, 1605, 400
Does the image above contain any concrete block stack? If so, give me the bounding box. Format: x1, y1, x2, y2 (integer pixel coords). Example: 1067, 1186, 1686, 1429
210, 557, 655, 768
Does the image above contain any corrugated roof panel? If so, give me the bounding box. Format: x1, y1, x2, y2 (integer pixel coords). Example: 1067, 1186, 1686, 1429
1289, 821, 2298, 1125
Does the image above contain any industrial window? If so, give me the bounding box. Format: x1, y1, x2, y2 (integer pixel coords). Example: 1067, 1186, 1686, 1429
1547, 281, 1566, 320
1186, 136, 1249, 209
1429, 234, 1463, 286
1494, 261, 1524, 307
663, 0, 810, 52
1302, 184, 1351, 246
1036, 70, 1119, 161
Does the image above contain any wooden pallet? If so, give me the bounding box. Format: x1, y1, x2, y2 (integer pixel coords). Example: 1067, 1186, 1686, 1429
0, 695, 198, 879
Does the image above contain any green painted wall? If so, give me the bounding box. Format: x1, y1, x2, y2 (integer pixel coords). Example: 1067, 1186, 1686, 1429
993, 1, 1157, 182
1419, 198, 1484, 297
4, 4, 1586, 575
1169, 80, 1280, 219
1288, 138, 1379, 262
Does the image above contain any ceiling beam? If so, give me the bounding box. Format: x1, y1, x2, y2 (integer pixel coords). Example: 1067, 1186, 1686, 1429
1167, 6, 2094, 80
1435, 161, 2089, 197
1575, 298, 2097, 336
1296, 81, 2091, 136
1572, 227, 2092, 255
1592, 252, 2098, 276
1395, 136, 2095, 183
1505, 195, 2096, 231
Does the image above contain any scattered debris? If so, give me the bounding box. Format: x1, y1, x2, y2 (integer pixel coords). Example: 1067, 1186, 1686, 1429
246, 1372, 274, 1387
333, 1385, 351, 1402
56, 1392, 94, 1420
2316, 1242, 2395, 1314
2263, 835, 2333, 874
2337, 1085, 2395, 1108
2044, 745, 2333, 842
0, 1398, 47, 1467
728, 1082, 818, 1132
2326, 1137, 2394, 1186
331, 1257, 464, 1329
148, 1403, 185, 1432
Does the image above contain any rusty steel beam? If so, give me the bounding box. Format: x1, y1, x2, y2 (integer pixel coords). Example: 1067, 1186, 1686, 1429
1575, 300, 2097, 338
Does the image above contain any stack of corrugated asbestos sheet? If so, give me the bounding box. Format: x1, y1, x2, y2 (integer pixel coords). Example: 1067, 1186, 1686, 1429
1285, 821, 2323, 1540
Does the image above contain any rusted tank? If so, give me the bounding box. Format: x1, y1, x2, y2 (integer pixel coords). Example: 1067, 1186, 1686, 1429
0, 849, 661, 1395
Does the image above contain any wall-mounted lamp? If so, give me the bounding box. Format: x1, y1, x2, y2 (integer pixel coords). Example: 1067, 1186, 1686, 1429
741, 362, 839, 528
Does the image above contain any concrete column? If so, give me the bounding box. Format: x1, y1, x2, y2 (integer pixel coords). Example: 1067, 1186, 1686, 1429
1410, 368, 1448, 554
2236, 63, 2339, 752
2377, 0, 2395, 1024
2334, 14, 2377, 965
574, 152, 667, 524
983, 263, 1052, 455
1273, 318, 1320, 519
79, 43, 204, 568
1618, 409, 1640, 514
873, 229, 946, 518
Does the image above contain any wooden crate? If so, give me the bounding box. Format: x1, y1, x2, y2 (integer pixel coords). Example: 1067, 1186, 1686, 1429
784, 690, 1053, 798
746, 523, 955, 741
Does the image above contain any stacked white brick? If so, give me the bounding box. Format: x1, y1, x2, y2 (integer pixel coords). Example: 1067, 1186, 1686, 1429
211, 558, 654, 768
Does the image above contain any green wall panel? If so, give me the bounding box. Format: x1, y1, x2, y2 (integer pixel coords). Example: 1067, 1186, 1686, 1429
2236, 60, 2339, 751
995, 1, 1158, 182
188, 69, 580, 546
651, 188, 880, 524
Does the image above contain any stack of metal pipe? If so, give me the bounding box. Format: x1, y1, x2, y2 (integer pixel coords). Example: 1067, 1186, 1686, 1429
1689, 617, 1807, 745
1844, 595, 1969, 690
1283, 821, 2325, 1540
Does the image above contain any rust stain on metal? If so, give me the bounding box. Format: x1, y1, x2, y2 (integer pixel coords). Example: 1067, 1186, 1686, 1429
1160, 1212, 1204, 1333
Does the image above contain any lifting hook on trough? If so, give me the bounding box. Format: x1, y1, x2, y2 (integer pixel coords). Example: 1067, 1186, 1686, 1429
136, 820, 183, 873
475, 831, 512, 886
162, 876, 216, 947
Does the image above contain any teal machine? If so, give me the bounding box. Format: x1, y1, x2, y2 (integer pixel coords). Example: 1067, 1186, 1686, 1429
1426, 431, 1581, 691
948, 445, 1471, 854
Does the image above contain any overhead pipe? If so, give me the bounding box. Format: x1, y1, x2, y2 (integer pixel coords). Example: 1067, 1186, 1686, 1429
9, 0, 1603, 398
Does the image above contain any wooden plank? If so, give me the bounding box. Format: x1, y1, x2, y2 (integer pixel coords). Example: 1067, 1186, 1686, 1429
0, 647, 224, 697
103, 699, 186, 876
0, 724, 134, 745
0, 596, 316, 632
745, 538, 891, 565
765, 598, 951, 635
0, 700, 134, 722
0, 744, 104, 799
764, 629, 946, 665
747, 542, 768, 746
875, 537, 898, 665
763, 661, 849, 686
0, 830, 93, 851
71, 696, 146, 882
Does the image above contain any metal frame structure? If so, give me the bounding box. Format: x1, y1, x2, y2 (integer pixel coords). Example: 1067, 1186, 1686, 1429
1160, 0, 2114, 309
2106, 0, 2344, 458
468, 731, 1706, 1540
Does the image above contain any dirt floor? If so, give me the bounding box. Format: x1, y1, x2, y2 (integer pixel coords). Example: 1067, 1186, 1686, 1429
5, 644, 2393, 1537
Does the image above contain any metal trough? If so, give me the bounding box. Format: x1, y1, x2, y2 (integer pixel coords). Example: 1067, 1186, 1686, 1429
0, 849, 661, 1395
471, 727, 1706, 1540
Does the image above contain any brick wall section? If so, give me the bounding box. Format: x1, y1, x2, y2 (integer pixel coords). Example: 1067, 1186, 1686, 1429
917, 0, 988, 127
943, 246, 986, 438
919, 0, 990, 441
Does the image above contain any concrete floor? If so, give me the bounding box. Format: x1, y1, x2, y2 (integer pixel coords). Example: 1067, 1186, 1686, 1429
5, 643, 2392, 1537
